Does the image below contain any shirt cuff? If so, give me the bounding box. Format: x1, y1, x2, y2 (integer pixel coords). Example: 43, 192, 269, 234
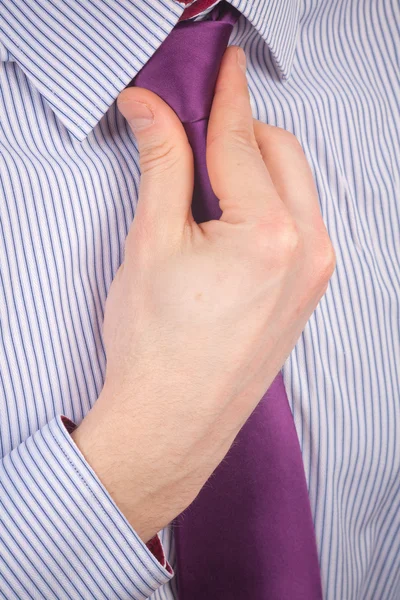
1, 414, 173, 599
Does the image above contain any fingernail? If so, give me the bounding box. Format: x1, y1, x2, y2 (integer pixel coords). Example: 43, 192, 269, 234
128, 101, 155, 131
237, 47, 246, 72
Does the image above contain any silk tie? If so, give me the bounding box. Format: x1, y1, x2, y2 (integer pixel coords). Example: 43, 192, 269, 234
130, 2, 322, 598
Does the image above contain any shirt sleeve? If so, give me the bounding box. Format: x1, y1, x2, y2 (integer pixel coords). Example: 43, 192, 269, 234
0, 414, 174, 599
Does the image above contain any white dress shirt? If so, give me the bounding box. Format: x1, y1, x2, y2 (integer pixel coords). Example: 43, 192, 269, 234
0, 0, 399, 598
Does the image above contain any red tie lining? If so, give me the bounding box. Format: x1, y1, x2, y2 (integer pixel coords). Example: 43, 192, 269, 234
178, 0, 221, 21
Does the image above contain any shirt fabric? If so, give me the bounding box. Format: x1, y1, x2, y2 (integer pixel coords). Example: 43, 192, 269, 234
0, 0, 399, 599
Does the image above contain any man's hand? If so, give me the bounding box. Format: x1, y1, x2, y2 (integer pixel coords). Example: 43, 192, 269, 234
71, 46, 335, 543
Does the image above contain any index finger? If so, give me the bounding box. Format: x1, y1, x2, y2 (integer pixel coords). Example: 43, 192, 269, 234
206, 46, 287, 224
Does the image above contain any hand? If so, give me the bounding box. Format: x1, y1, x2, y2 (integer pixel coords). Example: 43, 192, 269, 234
71, 46, 335, 543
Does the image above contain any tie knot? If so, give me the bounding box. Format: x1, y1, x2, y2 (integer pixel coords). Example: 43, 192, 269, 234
131, 1, 241, 123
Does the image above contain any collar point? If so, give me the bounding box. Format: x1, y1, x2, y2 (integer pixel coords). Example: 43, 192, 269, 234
67, 128, 91, 143
273, 58, 294, 83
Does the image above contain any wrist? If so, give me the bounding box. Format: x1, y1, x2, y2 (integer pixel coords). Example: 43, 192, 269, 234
70, 398, 173, 543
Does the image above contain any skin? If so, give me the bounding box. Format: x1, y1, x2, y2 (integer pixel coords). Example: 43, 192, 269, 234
71, 46, 336, 544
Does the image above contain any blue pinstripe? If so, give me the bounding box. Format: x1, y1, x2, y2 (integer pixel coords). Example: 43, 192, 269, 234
0, 0, 399, 598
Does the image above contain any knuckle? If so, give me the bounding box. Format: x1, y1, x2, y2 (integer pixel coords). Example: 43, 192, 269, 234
139, 137, 182, 174
230, 127, 257, 149
208, 124, 258, 153
312, 237, 337, 284
252, 218, 301, 263
271, 127, 303, 152
272, 219, 301, 259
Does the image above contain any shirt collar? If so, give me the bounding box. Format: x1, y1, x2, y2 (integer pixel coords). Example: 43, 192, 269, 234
0, 0, 300, 141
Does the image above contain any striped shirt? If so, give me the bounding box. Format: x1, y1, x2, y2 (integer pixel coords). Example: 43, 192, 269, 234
0, 0, 399, 598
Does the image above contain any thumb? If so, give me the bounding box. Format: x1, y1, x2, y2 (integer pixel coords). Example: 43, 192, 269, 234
117, 87, 194, 237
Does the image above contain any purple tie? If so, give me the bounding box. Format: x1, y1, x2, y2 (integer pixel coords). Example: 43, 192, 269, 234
130, 2, 322, 598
